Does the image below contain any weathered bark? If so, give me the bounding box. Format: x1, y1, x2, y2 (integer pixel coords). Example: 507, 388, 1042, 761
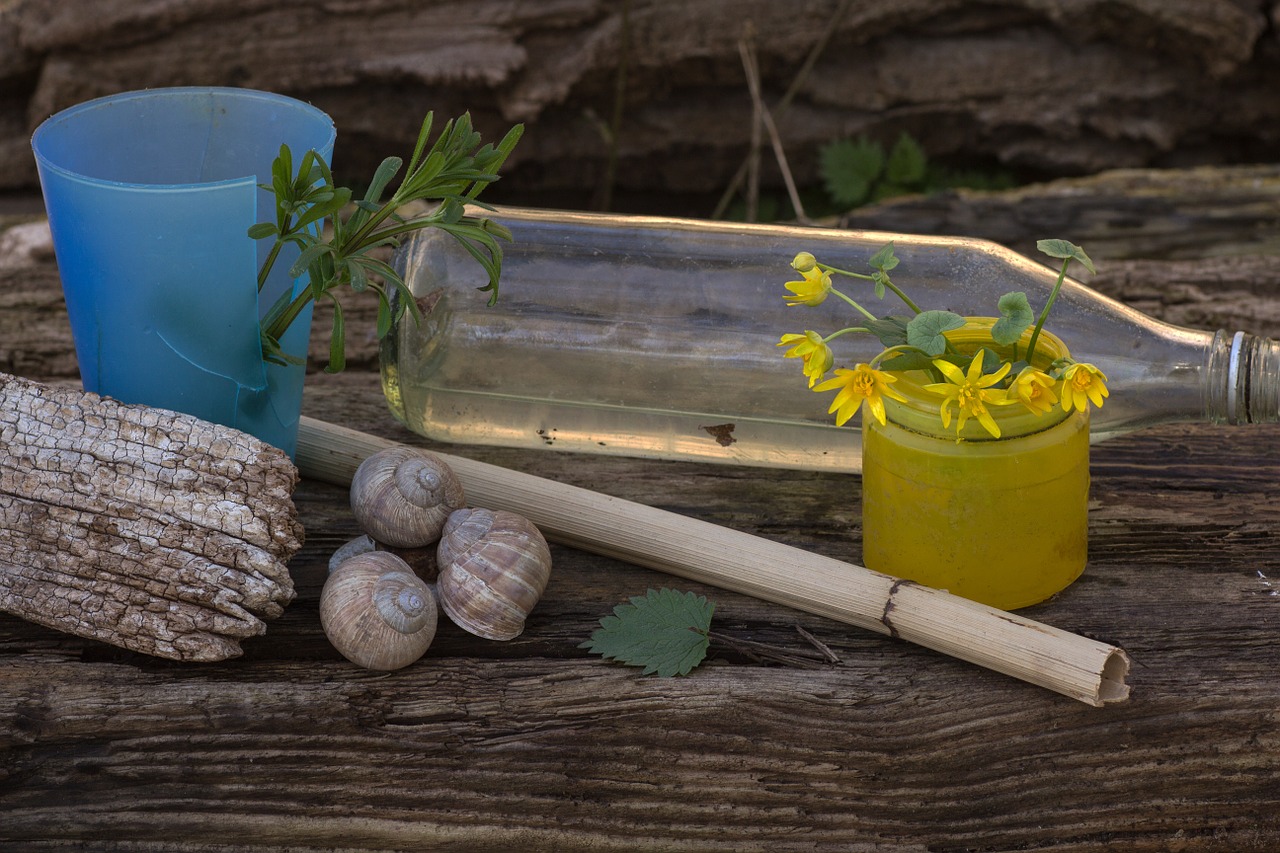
840, 164, 1280, 262
0, 371, 303, 660
3, 0, 1279, 209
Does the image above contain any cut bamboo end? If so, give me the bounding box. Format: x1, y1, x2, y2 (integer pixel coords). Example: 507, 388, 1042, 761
296, 416, 1131, 706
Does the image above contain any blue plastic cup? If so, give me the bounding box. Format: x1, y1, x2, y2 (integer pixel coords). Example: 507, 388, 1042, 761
31, 87, 336, 457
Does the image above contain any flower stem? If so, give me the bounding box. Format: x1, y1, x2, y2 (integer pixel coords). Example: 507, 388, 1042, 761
258, 240, 285, 292
820, 263, 874, 281
823, 263, 923, 314
261, 282, 319, 347
823, 326, 869, 342
869, 344, 918, 367
1025, 258, 1069, 366
831, 288, 877, 322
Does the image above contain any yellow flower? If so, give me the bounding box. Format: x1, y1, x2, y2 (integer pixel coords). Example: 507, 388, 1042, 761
923, 358, 1015, 439
783, 266, 832, 307
813, 364, 907, 427
778, 331, 834, 387
1011, 366, 1059, 416
1060, 362, 1109, 412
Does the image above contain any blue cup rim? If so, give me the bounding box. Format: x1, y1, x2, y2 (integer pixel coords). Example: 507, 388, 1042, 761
31, 86, 336, 191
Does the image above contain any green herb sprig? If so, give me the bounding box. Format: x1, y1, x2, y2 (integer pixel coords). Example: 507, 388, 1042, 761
250, 112, 523, 372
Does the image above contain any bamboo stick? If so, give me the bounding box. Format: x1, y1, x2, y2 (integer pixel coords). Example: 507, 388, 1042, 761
296, 416, 1131, 706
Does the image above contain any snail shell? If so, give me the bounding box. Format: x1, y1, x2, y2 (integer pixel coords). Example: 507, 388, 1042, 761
436, 508, 552, 641
320, 551, 438, 670
328, 534, 376, 573
350, 447, 465, 548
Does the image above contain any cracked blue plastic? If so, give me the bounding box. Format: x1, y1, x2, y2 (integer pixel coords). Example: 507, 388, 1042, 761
32, 87, 336, 456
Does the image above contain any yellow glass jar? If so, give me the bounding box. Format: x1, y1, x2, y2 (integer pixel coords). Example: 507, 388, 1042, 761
861, 318, 1090, 610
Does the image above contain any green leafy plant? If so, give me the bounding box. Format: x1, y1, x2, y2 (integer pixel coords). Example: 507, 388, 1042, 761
820, 132, 926, 209
778, 240, 1109, 440
250, 112, 524, 372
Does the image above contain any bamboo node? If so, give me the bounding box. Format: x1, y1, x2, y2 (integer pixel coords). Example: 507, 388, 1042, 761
881, 578, 920, 639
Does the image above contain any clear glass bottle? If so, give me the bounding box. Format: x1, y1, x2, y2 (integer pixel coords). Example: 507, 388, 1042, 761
380, 206, 1279, 472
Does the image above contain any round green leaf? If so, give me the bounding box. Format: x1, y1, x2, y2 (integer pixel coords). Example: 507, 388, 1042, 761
907, 310, 965, 356
991, 291, 1033, 345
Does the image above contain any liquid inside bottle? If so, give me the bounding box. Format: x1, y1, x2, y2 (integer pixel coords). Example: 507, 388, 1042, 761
380, 207, 1279, 472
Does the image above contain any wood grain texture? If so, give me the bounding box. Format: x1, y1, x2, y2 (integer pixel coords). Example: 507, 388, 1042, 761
3, 0, 1280, 206
3, 395, 1279, 851
3, 181, 1280, 848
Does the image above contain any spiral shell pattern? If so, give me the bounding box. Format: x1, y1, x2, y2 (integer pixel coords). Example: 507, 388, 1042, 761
350, 447, 465, 548
436, 508, 552, 641
320, 551, 438, 670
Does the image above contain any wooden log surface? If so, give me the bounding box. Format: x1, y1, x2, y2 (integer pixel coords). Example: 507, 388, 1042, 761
3, 0, 1280, 209
3, 173, 1280, 849
6, 374, 1280, 851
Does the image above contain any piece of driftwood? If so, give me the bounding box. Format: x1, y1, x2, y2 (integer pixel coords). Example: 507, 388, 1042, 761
0, 372, 303, 661
296, 417, 1131, 706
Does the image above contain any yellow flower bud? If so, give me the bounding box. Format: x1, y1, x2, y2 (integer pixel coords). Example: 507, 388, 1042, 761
791, 252, 817, 272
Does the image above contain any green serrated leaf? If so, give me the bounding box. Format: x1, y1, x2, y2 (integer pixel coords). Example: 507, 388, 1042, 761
906, 310, 965, 356
991, 291, 1034, 345
864, 315, 911, 348
580, 588, 715, 677
1036, 239, 1096, 274
820, 138, 884, 207
868, 242, 899, 273
885, 133, 927, 185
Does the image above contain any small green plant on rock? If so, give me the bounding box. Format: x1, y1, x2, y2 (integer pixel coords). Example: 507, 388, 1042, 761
820, 132, 928, 208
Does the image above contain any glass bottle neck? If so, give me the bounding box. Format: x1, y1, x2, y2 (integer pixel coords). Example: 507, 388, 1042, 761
1209, 331, 1280, 425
